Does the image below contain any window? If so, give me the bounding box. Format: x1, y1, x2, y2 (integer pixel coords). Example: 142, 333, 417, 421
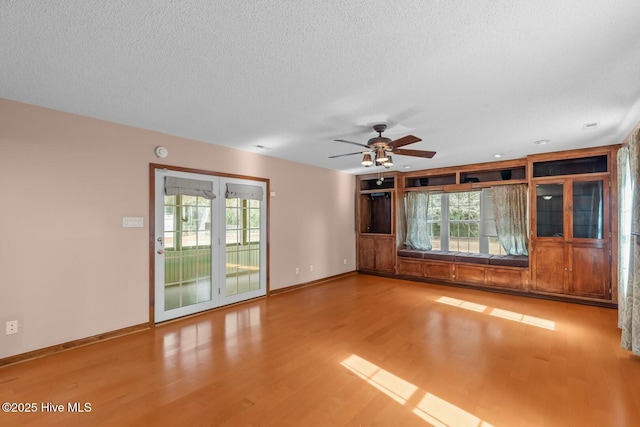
426, 190, 504, 255
164, 195, 212, 250
225, 198, 261, 245
225, 188, 263, 296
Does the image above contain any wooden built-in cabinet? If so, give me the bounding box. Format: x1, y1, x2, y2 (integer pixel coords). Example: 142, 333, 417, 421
454, 264, 488, 286
397, 257, 528, 291
356, 146, 619, 306
356, 174, 397, 274
529, 148, 614, 302
403, 159, 527, 192
358, 235, 395, 273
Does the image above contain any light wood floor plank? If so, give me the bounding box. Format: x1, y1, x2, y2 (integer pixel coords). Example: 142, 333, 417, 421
1, 274, 639, 426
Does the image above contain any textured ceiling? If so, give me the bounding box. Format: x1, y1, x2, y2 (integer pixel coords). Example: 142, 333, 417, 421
2, 0, 640, 174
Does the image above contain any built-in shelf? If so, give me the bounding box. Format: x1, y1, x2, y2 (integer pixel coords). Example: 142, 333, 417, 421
359, 192, 392, 234
360, 176, 395, 190
532, 155, 607, 177
460, 166, 526, 183
405, 173, 456, 188
404, 163, 526, 189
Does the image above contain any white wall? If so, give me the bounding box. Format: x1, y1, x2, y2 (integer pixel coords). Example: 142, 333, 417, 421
0, 99, 356, 359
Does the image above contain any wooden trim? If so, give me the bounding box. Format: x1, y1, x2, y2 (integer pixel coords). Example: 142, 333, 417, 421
149, 163, 270, 184
148, 165, 156, 327
402, 158, 527, 178
389, 273, 618, 309
269, 271, 357, 296
0, 323, 149, 368
526, 145, 618, 163
357, 171, 398, 181
530, 171, 610, 182
405, 185, 446, 192
443, 183, 473, 192
148, 163, 271, 326
469, 179, 528, 189
266, 180, 271, 297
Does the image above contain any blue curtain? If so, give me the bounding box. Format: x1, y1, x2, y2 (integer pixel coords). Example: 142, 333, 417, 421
491, 184, 528, 256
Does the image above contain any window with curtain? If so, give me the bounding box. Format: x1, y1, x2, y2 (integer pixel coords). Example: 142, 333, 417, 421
447, 191, 481, 252
618, 147, 632, 309
618, 129, 640, 355
404, 191, 432, 250
491, 184, 529, 256
422, 190, 505, 254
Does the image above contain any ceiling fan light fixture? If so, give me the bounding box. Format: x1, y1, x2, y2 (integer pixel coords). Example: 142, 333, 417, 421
331, 124, 435, 169
375, 148, 388, 163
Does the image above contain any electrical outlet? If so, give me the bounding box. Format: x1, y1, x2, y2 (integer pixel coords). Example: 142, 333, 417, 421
310, 265, 314, 272
295, 267, 299, 275
343, 258, 347, 265
6, 320, 18, 335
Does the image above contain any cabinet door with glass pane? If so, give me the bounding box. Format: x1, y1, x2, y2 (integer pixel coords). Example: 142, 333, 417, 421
532, 177, 610, 300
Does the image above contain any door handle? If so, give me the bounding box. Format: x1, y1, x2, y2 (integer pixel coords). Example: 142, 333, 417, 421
157, 249, 164, 255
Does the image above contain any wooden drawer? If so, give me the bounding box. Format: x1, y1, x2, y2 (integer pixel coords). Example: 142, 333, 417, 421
454, 264, 487, 285
424, 261, 453, 281
487, 267, 527, 290
397, 258, 424, 277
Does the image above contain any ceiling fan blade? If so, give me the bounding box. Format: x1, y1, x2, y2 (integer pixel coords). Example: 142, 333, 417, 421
329, 151, 365, 159
388, 135, 421, 149
392, 148, 437, 159
333, 139, 369, 149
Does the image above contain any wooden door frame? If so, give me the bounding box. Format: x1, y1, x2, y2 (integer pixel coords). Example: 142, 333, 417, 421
148, 163, 270, 327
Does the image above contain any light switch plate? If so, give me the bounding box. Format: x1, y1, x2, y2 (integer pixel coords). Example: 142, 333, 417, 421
122, 217, 144, 228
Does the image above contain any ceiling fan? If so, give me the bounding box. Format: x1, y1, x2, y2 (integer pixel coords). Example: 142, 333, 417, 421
330, 124, 436, 168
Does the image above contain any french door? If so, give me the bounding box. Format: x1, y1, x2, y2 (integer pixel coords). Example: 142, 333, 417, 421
153, 168, 267, 323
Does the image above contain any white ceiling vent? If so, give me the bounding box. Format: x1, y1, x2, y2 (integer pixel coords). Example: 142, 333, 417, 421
582, 122, 600, 130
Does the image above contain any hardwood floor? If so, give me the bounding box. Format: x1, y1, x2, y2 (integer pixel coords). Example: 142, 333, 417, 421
1, 274, 639, 426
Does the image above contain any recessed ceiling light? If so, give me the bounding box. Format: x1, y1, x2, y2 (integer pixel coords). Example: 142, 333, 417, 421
493, 153, 503, 158
533, 139, 550, 145
403, 165, 411, 169
582, 122, 599, 130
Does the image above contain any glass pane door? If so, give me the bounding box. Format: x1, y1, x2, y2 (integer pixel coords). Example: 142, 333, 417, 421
164, 195, 213, 310
572, 180, 603, 239
154, 171, 267, 322
219, 178, 267, 306
154, 170, 219, 323
225, 198, 261, 297
536, 183, 564, 237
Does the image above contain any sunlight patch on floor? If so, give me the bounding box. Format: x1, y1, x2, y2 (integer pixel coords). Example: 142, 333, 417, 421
436, 297, 556, 330
413, 392, 494, 427
489, 308, 555, 330
341, 354, 417, 404
342, 354, 493, 426
436, 296, 488, 312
